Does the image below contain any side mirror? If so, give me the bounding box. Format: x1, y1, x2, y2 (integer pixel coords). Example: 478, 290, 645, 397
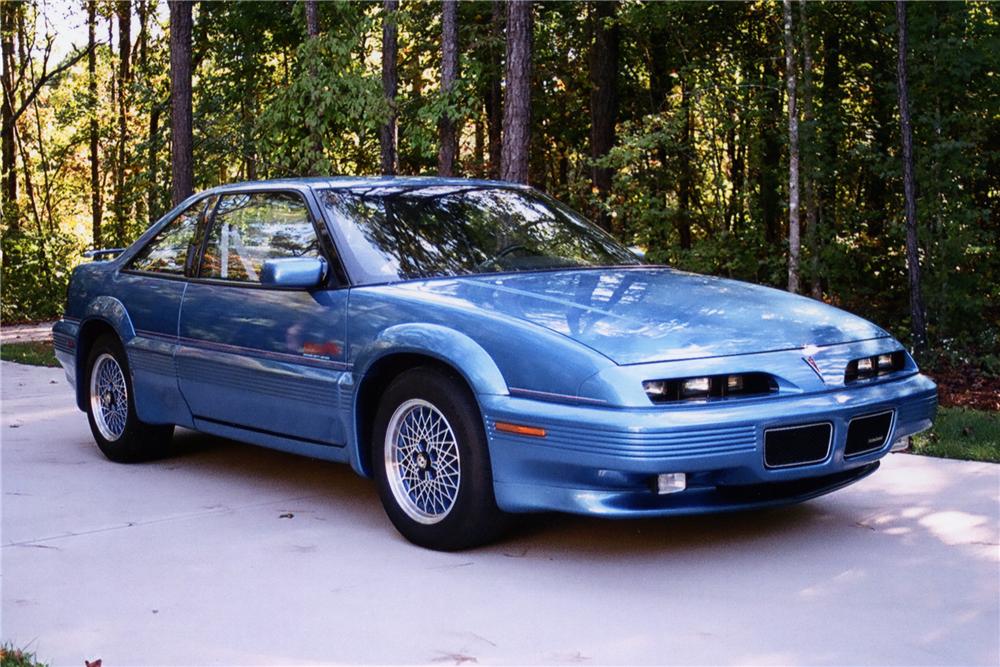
260, 257, 327, 288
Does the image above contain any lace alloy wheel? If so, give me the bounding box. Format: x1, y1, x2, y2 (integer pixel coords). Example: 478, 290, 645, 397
89, 353, 129, 441
384, 398, 462, 525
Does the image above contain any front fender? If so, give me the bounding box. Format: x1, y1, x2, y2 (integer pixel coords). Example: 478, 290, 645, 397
355, 322, 509, 397
348, 323, 509, 476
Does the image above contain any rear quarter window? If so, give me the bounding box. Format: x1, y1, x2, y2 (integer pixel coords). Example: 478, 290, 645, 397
128, 197, 215, 275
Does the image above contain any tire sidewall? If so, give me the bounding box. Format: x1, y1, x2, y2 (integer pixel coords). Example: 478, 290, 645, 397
85, 334, 152, 461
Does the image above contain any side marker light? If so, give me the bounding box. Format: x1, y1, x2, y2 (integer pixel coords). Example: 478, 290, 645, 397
495, 421, 547, 438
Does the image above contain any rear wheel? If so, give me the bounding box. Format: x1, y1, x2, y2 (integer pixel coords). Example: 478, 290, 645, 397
85, 334, 173, 462
372, 367, 507, 550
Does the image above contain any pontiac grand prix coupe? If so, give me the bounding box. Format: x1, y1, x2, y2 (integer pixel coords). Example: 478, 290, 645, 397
53, 178, 938, 550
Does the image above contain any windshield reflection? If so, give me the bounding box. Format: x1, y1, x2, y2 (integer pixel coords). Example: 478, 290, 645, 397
319, 186, 640, 284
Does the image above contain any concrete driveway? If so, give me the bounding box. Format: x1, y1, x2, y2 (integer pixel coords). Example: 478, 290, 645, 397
2, 360, 998, 666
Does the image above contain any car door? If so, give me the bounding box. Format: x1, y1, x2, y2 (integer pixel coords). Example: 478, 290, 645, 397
175, 188, 351, 447
115, 194, 215, 426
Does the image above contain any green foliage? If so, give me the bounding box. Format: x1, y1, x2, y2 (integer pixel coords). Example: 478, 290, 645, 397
258, 19, 384, 177
2, 226, 81, 322
1, 0, 996, 362
912, 407, 1000, 463
0, 340, 58, 367
0, 643, 48, 667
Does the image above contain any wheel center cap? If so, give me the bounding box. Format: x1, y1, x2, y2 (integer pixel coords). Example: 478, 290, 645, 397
415, 452, 430, 471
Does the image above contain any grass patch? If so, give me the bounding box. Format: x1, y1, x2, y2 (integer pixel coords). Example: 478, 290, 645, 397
911, 407, 1000, 463
0, 644, 48, 667
0, 340, 58, 367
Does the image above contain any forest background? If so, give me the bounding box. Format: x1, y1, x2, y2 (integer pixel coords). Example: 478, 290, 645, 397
1, 0, 997, 377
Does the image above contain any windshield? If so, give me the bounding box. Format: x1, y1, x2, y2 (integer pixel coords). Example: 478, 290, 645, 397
318, 185, 640, 283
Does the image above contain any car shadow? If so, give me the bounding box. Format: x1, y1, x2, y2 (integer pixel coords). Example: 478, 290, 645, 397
161, 427, 828, 557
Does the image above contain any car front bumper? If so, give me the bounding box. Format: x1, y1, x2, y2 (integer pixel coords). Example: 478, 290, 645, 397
480, 372, 937, 516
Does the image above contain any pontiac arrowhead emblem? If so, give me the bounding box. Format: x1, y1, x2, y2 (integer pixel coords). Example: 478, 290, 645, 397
803, 356, 825, 382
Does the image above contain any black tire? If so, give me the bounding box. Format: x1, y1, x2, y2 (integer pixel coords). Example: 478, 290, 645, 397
372, 366, 508, 551
85, 333, 174, 462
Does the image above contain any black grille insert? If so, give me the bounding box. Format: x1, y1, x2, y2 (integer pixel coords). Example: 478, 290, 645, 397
764, 422, 833, 468
845, 410, 894, 457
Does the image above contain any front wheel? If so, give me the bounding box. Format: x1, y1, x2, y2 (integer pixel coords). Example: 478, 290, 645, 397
372, 367, 507, 551
85, 333, 173, 462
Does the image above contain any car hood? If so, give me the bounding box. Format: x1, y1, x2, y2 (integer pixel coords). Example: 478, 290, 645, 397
398, 267, 889, 365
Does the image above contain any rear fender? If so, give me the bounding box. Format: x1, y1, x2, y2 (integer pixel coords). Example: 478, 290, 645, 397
74, 297, 136, 410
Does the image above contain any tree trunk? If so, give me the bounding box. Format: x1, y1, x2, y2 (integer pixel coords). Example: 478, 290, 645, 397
304, 0, 319, 37
486, 0, 503, 179
148, 104, 160, 223
800, 0, 820, 299
11, 7, 50, 286
379, 0, 398, 175
676, 77, 693, 250
88, 0, 101, 246
818, 20, 840, 241
169, 0, 193, 207
865, 9, 893, 243
588, 0, 619, 231
500, 0, 532, 184
137, 0, 148, 69
107, 10, 115, 107
758, 34, 782, 246
303, 0, 324, 174
133, 0, 148, 229
30, 78, 55, 234
473, 117, 484, 176
648, 25, 674, 244
1, 0, 16, 210
725, 88, 746, 235
895, 0, 927, 353
437, 0, 459, 176
724, 108, 736, 233
485, 1, 504, 179
784, 0, 801, 294
16, 127, 51, 288
648, 27, 670, 114
114, 0, 131, 246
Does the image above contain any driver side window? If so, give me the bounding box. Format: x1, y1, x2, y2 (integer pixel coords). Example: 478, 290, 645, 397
198, 192, 320, 283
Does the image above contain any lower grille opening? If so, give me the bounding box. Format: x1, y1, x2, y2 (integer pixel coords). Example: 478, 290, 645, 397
845, 410, 894, 457
764, 422, 833, 468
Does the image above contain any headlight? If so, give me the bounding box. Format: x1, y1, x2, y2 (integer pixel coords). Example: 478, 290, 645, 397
845, 351, 906, 383
681, 377, 710, 398
643, 373, 777, 404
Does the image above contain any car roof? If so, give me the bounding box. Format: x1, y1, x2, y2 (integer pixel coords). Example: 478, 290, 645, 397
203, 176, 527, 194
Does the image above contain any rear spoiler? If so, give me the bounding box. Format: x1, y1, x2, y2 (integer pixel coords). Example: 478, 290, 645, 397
83, 248, 126, 261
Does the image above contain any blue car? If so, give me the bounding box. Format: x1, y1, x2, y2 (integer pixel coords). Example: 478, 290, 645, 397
53, 178, 937, 550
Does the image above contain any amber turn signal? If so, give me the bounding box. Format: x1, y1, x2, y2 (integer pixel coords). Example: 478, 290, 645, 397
494, 421, 547, 438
